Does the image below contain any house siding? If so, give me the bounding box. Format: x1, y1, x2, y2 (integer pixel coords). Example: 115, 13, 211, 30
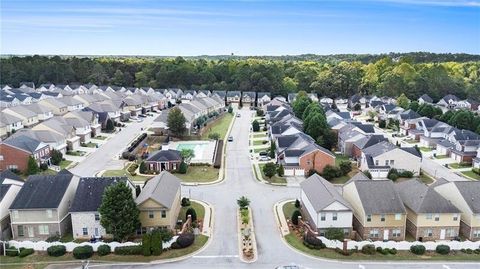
71, 212, 109, 239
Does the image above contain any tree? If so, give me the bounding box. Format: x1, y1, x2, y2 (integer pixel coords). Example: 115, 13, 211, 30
263, 162, 277, 178
50, 149, 63, 165
291, 210, 302, 225
99, 183, 140, 242
408, 100, 419, 111
208, 133, 220, 140
237, 196, 250, 209
292, 91, 312, 118
339, 161, 352, 175
151, 230, 163, 255
105, 119, 115, 132
353, 103, 361, 111
167, 108, 187, 136
180, 149, 195, 164
252, 120, 260, 132
269, 140, 276, 159
277, 164, 284, 177
178, 161, 188, 174
26, 156, 39, 175
396, 93, 410, 109
142, 233, 152, 256
321, 165, 342, 180
139, 161, 147, 174
325, 228, 345, 241
112, 69, 125, 86
185, 208, 197, 222
294, 199, 301, 208
228, 106, 233, 113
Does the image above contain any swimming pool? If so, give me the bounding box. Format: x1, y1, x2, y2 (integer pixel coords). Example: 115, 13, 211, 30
172, 140, 216, 164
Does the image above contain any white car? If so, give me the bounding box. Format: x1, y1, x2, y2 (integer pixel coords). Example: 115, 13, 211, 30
259, 156, 271, 161
227, 136, 234, 142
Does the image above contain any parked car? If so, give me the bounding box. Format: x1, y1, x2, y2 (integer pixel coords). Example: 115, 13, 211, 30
259, 156, 271, 161
227, 136, 234, 142
236, 113, 241, 117
139, 114, 147, 118
259, 151, 268, 156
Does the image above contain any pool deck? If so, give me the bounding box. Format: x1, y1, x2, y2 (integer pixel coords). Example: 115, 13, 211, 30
170, 140, 217, 164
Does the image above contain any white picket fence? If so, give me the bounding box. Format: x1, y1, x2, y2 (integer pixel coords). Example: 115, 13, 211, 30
8, 236, 178, 252
319, 236, 480, 251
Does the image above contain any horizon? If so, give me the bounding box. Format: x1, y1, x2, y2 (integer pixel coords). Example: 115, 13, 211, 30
1, 0, 479, 55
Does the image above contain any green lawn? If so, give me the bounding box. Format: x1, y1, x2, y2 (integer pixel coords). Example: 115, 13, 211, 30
59, 160, 73, 169
66, 150, 87, 156
404, 139, 418, 144
434, 155, 449, 159
179, 201, 206, 223
334, 154, 350, 166
103, 168, 151, 182
449, 163, 472, 169
253, 147, 269, 153
329, 168, 360, 185
418, 173, 435, 184
253, 140, 268, 146
81, 142, 98, 148
461, 170, 480, 180
419, 147, 433, 152
0, 235, 209, 267
284, 233, 480, 261
201, 113, 234, 140
259, 163, 287, 184
174, 165, 219, 183
252, 132, 268, 138
282, 201, 297, 222
93, 135, 107, 140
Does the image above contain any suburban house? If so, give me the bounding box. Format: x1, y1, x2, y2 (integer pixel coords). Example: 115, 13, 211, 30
38, 98, 68, 115
135, 171, 181, 233
257, 92, 271, 107
359, 141, 422, 178
1, 106, 39, 127
351, 135, 388, 161
300, 174, 353, 237
473, 148, 480, 169
25, 103, 54, 121
418, 94, 433, 105
145, 144, 182, 173
123, 95, 144, 116
0, 135, 51, 172
226, 91, 241, 106
9, 170, 79, 240
275, 133, 336, 176
0, 113, 23, 138
33, 117, 81, 151
85, 100, 122, 127
338, 125, 367, 157
64, 111, 102, 139
70, 177, 135, 240
269, 121, 303, 140
396, 179, 461, 241
212, 91, 227, 103
343, 178, 407, 241
58, 96, 84, 112
437, 94, 460, 110
180, 90, 196, 103
241, 92, 256, 106
434, 181, 480, 241
0, 170, 24, 240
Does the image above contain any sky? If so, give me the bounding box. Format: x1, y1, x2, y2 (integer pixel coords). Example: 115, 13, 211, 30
1, 0, 479, 56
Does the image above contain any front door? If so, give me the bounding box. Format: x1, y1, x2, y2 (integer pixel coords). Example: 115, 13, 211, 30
440, 229, 446, 240
383, 229, 389, 240
27, 226, 34, 238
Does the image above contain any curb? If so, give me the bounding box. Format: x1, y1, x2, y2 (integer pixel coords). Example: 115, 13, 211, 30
251, 162, 287, 187
237, 207, 258, 263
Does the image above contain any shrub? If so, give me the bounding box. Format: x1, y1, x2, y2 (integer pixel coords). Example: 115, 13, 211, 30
363, 170, 372, 179
252, 120, 260, 132
47, 245, 66, 257
399, 171, 414, 178
128, 155, 137, 161
178, 161, 188, 174
6, 246, 18, 257
73, 245, 94, 259
361, 244, 376, 255
51, 149, 63, 165
262, 126, 267, 131
389, 248, 397, 255
325, 228, 345, 241
228, 106, 233, 113
208, 133, 220, 140
277, 164, 284, 177
97, 245, 111, 256
151, 231, 163, 256
139, 161, 147, 174
303, 234, 323, 249
387, 168, 399, 181
46, 235, 60, 242
339, 161, 352, 175
291, 210, 301, 225
142, 233, 152, 256
181, 197, 191, 207
19, 248, 34, 258
378, 119, 386, 128
436, 244, 450, 255
40, 163, 48, 171
186, 207, 197, 222
380, 248, 390, 255
114, 245, 143, 255
410, 245, 426, 255
294, 199, 301, 208
321, 165, 342, 180
122, 151, 131, 160
376, 247, 382, 253
262, 162, 277, 178
158, 229, 174, 242
176, 233, 195, 248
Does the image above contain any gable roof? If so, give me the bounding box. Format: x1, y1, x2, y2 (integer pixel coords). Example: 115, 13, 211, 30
453, 181, 480, 214
0, 170, 23, 184
362, 141, 397, 157
146, 149, 182, 162
10, 170, 74, 209
353, 135, 388, 150
70, 177, 127, 212
301, 174, 351, 212
344, 172, 371, 185
354, 180, 406, 214
3, 135, 44, 153
135, 171, 181, 209
419, 94, 433, 103
395, 179, 460, 214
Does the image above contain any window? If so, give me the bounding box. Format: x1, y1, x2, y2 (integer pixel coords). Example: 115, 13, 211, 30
434, 214, 440, 221
366, 214, 372, 222
392, 229, 401, 237
7, 165, 18, 170
473, 229, 480, 238
453, 214, 459, 221
95, 213, 100, 221
395, 214, 402, 220
446, 228, 456, 237
0, 155, 3, 161
161, 210, 166, 218
332, 213, 338, 221
38, 225, 49, 235
426, 213, 433, 220
46, 210, 52, 218
18, 225, 24, 237
424, 229, 433, 237
375, 160, 379, 166
320, 213, 326, 221
380, 214, 386, 222
385, 160, 389, 166
369, 229, 379, 238
148, 211, 154, 219
343, 229, 350, 236
390, 160, 394, 166
82, 228, 88, 236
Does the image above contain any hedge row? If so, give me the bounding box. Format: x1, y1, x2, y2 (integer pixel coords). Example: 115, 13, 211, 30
114, 245, 143, 255
127, 133, 147, 153
213, 140, 224, 169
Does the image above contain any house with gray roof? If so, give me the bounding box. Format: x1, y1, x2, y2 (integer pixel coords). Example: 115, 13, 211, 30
135, 171, 181, 232
0, 170, 24, 240
226, 91, 241, 105
1, 105, 39, 127
351, 134, 388, 160
300, 174, 353, 237
33, 117, 81, 151
38, 98, 68, 115
396, 179, 461, 241
418, 94, 433, 105
257, 92, 271, 106
25, 103, 54, 121
9, 170, 79, 240
0, 135, 51, 173
241, 91, 256, 106
0, 112, 23, 138
343, 179, 407, 241
145, 143, 182, 173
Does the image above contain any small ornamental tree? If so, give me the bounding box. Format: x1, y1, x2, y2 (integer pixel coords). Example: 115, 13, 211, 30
277, 164, 284, 177
139, 161, 147, 174
99, 183, 140, 242
142, 233, 152, 256
228, 106, 233, 113
186, 207, 197, 222
106, 118, 115, 131
269, 141, 276, 159
294, 199, 301, 208
252, 120, 260, 132
263, 162, 277, 179
180, 149, 195, 164
26, 156, 39, 175
178, 161, 188, 174
50, 149, 63, 165
151, 230, 163, 255
339, 161, 352, 175
291, 210, 302, 225
237, 196, 250, 209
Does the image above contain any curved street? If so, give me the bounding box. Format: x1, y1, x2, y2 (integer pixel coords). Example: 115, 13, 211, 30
80, 108, 478, 269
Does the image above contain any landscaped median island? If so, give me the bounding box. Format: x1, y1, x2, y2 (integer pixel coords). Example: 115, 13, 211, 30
236, 196, 257, 262
279, 201, 480, 261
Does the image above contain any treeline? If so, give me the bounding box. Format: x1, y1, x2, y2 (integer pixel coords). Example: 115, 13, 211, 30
1, 55, 479, 101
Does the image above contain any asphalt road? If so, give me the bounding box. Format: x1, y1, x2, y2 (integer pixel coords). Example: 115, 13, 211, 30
71, 109, 478, 269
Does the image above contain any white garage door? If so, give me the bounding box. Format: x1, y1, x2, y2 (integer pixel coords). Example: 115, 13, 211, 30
294, 169, 305, 176
284, 168, 295, 176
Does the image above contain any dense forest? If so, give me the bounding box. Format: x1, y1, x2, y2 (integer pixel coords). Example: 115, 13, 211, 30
1, 53, 479, 101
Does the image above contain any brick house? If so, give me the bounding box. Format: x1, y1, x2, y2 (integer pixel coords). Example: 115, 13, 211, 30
342, 177, 407, 241
351, 135, 387, 161
396, 179, 461, 241
145, 144, 182, 173
0, 135, 51, 172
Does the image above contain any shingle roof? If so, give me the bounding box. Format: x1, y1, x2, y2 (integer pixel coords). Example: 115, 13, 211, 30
353, 135, 388, 150
70, 177, 127, 212
362, 141, 397, 157
146, 149, 182, 162
453, 182, 480, 214
135, 171, 181, 209
396, 179, 460, 214
0, 113, 22, 125
354, 180, 406, 214
301, 174, 351, 212
10, 171, 74, 209
400, 147, 422, 158
0, 170, 23, 184
344, 172, 371, 185
419, 94, 433, 103
3, 135, 43, 153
